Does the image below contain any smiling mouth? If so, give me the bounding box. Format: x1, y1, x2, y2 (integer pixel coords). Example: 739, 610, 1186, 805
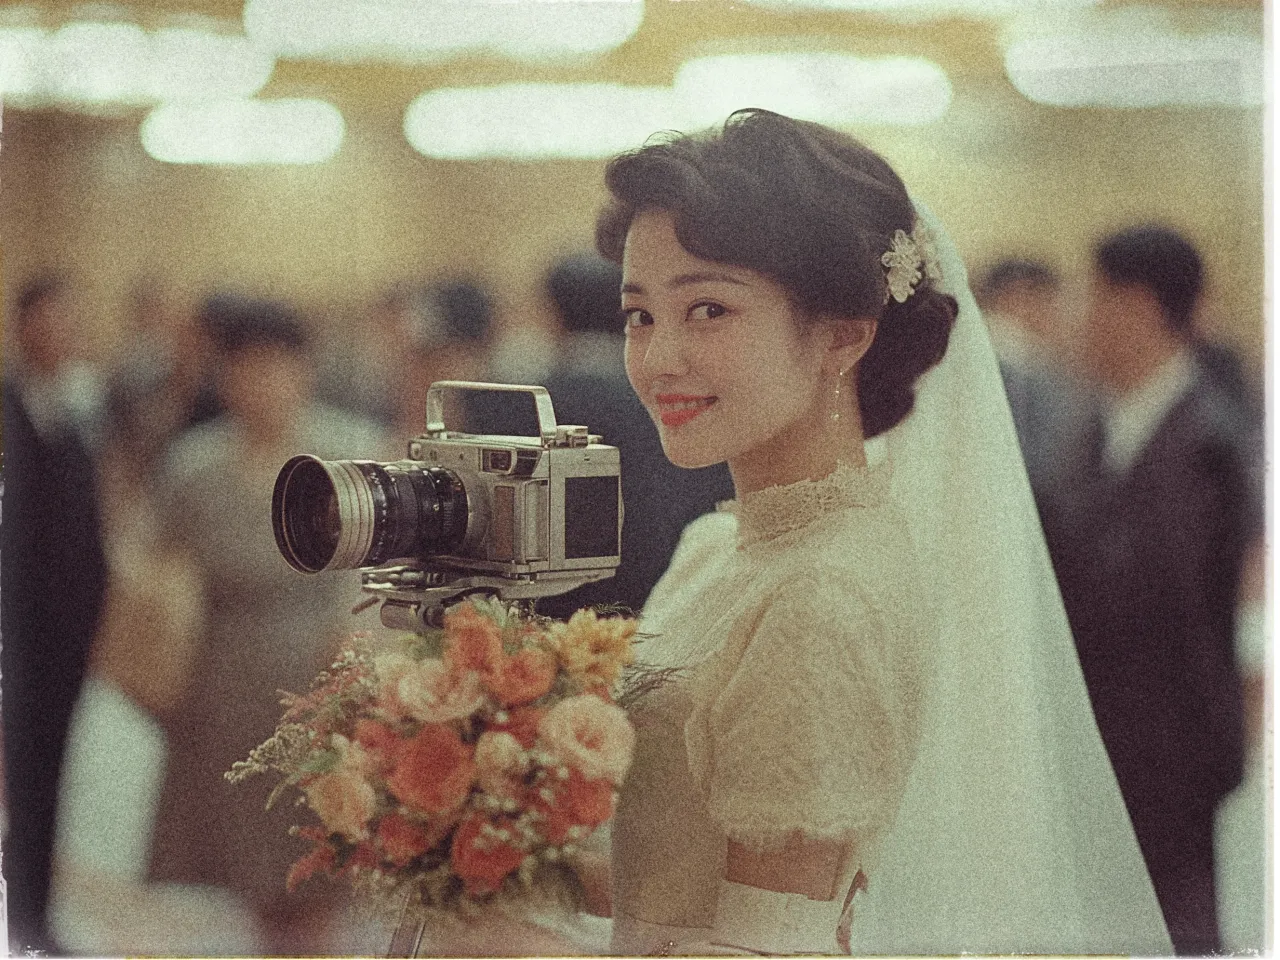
655, 394, 717, 428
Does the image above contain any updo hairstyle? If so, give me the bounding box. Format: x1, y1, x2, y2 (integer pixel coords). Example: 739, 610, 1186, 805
595, 108, 957, 437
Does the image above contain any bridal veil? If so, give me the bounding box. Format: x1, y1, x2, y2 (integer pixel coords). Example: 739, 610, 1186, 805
853, 201, 1173, 955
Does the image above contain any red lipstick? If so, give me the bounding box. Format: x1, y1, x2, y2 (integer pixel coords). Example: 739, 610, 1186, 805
655, 393, 716, 428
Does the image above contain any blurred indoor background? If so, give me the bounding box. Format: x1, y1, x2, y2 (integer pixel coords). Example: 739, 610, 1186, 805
0, 0, 1265, 371
0, 0, 1266, 956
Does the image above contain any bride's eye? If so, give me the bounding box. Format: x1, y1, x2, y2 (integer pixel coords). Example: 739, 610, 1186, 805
621, 307, 652, 330
688, 302, 727, 322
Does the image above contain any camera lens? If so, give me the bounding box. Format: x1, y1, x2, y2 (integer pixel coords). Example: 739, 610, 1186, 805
272, 456, 468, 572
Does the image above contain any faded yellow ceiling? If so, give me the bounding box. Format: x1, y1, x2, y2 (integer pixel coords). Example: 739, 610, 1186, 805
12, 0, 1265, 118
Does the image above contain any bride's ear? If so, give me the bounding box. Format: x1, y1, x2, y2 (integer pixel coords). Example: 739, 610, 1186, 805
822, 316, 877, 376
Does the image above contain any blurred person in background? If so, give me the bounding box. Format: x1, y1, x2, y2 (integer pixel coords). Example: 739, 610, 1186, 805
1043, 225, 1260, 956
316, 283, 420, 431
976, 257, 1063, 369
2, 274, 111, 954
468, 252, 733, 620
105, 278, 222, 485
396, 278, 498, 438
5, 272, 108, 454
145, 294, 393, 955
975, 258, 1082, 516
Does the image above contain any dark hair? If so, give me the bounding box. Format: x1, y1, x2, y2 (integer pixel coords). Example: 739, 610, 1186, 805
976, 258, 1059, 306
1093, 224, 1203, 333
427, 280, 495, 344
200, 293, 309, 354
595, 108, 957, 437
546, 253, 624, 336
16, 274, 68, 327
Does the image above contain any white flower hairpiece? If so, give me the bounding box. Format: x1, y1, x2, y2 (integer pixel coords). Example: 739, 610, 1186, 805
880, 224, 941, 304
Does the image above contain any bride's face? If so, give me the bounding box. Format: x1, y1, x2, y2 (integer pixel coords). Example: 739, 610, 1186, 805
621, 208, 830, 477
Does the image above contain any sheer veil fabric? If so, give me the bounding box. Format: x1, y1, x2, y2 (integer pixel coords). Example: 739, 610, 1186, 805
851, 202, 1173, 955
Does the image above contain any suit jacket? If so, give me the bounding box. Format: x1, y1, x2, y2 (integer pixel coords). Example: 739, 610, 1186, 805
1044, 375, 1255, 822
463, 346, 733, 619
1, 380, 109, 950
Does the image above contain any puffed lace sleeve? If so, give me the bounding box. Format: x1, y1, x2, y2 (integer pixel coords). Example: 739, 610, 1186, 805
685, 571, 923, 860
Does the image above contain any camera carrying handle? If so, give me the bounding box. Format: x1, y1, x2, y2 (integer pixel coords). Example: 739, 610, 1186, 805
425, 381, 559, 447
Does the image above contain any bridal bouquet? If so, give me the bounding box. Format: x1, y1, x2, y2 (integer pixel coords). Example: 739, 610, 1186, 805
228, 598, 637, 920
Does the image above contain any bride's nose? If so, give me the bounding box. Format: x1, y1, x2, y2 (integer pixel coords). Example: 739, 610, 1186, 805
639, 322, 689, 379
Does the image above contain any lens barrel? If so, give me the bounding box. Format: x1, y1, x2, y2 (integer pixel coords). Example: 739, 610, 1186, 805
272, 456, 468, 572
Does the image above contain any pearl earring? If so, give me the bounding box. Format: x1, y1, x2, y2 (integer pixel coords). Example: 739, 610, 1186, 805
832, 367, 849, 424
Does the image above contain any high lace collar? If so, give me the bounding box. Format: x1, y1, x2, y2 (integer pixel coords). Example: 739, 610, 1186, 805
718, 459, 890, 547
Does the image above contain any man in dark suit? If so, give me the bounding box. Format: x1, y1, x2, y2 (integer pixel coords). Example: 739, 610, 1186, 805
1044, 226, 1258, 956
2, 277, 110, 954
467, 254, 733, 618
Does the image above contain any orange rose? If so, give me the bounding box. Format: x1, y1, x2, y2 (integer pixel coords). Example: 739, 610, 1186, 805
450, 812, 525, 895
286, 843, 336, 892
444, 603, 504, 678
560, 768, 615, 828
530, 768, 615, 844
376, 812, 435, 866
491, 705, 545, 748
486, 648, 557, 706
387, 725, 476, 814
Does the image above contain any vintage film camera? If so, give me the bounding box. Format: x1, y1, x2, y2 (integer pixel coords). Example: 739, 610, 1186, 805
271, 382, 622, 630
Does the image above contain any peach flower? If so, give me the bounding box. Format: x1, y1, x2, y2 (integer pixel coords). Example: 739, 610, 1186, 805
397, 659, 486, 725
386, 724, 476, 814
304, 767, 377, 841
443, 603, 504, 678
373, 652, 417, 718
474, 731, 528, 798
486, 648, 557, 706
538, 695, 635, 785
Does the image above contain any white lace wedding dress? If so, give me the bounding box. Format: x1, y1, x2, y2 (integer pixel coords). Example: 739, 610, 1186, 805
612, 462, 925, 956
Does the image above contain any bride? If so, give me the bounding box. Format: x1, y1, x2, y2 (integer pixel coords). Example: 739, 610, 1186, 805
573, 109, 1173, 956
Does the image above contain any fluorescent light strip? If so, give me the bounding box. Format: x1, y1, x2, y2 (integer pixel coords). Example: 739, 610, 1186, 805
0, 26, 45, 101
404, 83, 680, 160
1005, 31, 1264, 108
0, 20, 274, 108
674, 53, 952, 128
403, 57, 953, 161
737, 0, 1099, 15
140, 98, 345, 164
243, 0, 643, 64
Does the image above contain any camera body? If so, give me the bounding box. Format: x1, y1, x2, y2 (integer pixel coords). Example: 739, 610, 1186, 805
405, 392, 621, 580
272, 382, 622, 629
